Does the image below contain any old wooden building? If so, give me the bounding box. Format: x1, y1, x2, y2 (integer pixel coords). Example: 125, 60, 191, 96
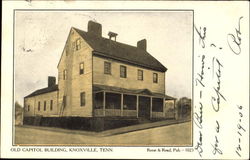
23, 21, 176, 131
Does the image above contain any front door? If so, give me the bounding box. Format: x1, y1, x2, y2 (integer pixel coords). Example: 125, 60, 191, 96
138, 96, 150, 119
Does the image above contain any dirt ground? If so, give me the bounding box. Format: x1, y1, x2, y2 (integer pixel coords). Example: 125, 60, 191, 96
15, 122, 191, 146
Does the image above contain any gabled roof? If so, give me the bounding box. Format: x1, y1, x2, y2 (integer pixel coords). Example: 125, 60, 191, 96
73, 27, 167, 72
24, 85, 58, 98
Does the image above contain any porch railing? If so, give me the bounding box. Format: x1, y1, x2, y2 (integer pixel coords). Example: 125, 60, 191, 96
152, 111, 165, 118
123, 110, 137, 117
94, 109, 137, 117
94, 109, 175, 119
105, 109, 120, 116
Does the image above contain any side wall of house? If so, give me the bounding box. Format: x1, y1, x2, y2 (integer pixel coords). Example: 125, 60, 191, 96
93, 56, 165, 94
24, 91, 58, 117
57, 28, 93, 117
24, 97, 35, 117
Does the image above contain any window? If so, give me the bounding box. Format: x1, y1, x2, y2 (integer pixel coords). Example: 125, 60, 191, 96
50, 100, 53, 111
80, 92, 86, 106
153, 73, 158, 83
27, 105, 30, 111
138, 69, 143, 81
63, 96, 66, 107
104, 62, 111, 74
44, 101, 46, 111
120, 65, 127, 78
79, 62, 84, 75
76, 38, 81, 51
63, 69, 67, 80
38, 101, 40, 111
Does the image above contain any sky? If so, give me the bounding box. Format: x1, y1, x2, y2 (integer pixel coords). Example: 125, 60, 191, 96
15, 11, 193, 105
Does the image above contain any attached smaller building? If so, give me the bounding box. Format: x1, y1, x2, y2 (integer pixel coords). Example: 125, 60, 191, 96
24, 77, 59, 118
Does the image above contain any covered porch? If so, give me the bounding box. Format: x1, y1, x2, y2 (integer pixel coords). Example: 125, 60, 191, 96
93, 85, 175, 119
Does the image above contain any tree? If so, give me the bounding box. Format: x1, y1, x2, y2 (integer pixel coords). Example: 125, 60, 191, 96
176, 97, 192, 119
15, 101, 23, 125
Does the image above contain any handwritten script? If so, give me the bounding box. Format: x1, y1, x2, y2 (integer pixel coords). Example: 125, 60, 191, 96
227, 17, 243, 55
194, 27, 206, 157
211, 57, 226, 112
235, 105, 246, 157
194, 16, 245, 158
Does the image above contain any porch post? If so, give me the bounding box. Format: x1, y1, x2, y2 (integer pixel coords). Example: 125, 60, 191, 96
121, 93, 123, 116
136, 95, 139, 118
103, 91, 106, 116
150, 97, 152, 119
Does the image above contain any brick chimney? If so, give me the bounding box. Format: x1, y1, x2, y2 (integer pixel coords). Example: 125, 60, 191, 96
108, 31, 118, 41
48, 76, 56, 87
88, 21, 102, 37
137, 39, 147, 50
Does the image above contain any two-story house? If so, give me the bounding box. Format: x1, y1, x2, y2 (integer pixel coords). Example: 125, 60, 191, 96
23, 21, 176, 131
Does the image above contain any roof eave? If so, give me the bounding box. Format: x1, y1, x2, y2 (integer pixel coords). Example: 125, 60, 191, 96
93, 50, 167, 72
24, 86, 59, 99
165, 95, 177, 100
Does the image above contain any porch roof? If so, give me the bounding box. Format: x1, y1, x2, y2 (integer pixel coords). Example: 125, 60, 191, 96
93, 84, 176, 100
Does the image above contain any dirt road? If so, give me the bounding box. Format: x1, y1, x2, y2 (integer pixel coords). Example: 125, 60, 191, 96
15, 122, 191, 146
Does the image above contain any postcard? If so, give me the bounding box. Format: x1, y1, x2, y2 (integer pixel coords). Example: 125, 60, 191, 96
1, 0, 249, 159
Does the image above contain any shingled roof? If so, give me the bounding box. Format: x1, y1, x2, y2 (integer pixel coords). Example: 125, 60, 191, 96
24, 85, 58, 98
73, 27, 167, 72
